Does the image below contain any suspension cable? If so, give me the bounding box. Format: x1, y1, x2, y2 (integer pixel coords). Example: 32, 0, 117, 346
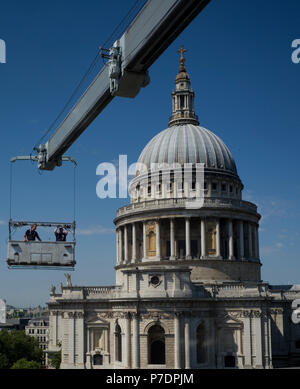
9, 162, 13, 221
32, 0, 146, 153
33, 53, 100, 151
101, 0, 146, 49
73, 163, 77, 242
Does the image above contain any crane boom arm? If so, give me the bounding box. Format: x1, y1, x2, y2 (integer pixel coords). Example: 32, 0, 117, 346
38, 0, 210, 170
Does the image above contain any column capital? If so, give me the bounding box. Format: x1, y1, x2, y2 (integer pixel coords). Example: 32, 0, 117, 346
132, 312, 140, 320
68, 311, 75, 319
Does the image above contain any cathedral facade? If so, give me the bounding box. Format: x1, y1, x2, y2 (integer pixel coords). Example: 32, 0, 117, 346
47, 51, 300, 369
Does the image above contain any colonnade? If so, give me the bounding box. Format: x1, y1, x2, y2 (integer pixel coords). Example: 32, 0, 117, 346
116, 217, 260, 264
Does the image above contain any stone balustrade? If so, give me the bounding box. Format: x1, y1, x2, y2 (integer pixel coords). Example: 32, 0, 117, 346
116, 197, 257, 217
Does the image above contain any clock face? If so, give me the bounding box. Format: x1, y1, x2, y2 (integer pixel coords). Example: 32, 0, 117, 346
150, 276, 160, 286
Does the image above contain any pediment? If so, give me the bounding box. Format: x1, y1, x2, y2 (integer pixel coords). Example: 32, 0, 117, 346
216, 312, 243, 327
85, 313, 110, 325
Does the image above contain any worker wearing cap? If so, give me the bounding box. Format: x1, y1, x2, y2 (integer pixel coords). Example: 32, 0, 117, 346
24, 224, 42, 242
54, 226, 68, 242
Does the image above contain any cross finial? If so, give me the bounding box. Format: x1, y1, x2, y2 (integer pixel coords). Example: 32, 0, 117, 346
177, 46, 187, 72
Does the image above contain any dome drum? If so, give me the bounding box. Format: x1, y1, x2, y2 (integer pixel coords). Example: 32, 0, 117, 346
114, 211, 261, 283
129, 169, 243, 204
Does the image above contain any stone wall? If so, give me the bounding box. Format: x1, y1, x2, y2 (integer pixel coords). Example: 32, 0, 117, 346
191, 260, 261, 282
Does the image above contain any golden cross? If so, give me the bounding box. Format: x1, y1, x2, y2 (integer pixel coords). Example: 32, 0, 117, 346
177, 46, 187, 72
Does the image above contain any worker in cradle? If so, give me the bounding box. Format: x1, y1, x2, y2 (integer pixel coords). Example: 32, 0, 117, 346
54, 226, 68, 242
24, 224, 42, 242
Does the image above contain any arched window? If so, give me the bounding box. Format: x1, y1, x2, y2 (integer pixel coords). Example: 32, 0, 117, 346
196, 323, 206, 364
147, 229, 156, 257
93, 354, 103, 366
148, 325, 165, 365
180, 95, 185, 109
115, 324, 122, 362
206, 222, 216, 256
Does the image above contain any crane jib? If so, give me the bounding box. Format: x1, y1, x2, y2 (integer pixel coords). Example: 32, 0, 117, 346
36, 0, 210, 170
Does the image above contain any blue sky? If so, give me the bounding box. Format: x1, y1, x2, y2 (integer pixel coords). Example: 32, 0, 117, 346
0, 0, 299, 307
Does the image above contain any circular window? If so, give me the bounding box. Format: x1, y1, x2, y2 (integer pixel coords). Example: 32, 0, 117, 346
150, 276, 160, 286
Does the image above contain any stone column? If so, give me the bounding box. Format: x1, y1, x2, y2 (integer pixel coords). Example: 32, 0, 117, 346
248, 223, 252, 259
170, 219, 175, 260
228, 219, 234, 260
268, 312, 273, 368
124, 313, 131, 368
132, 313, 140, 368
184, 316, 191, 369
156, 220, 161, 259
116, 229, 119, 265
255, 225, 260, 260
185, 218, 191, 259
239, 221, 244, 259
208, 182, 212, 197
201, 219, 206, 259
50, 311, 57, 349
77, 312, 85, 367
143, 222, 147, 260
68, 312, 75, 366
236, 327, 243, 368
87, 327, 90, 353
262, 309, 270, 369
132, 223, 137, 263
119, 227, 123, 263
216, 219, 221, 258
255, 312, 263, 368
174, 313, 181, 369
124, 225, 128, 263
253, 225, 257, 259
243, 314, 252, 368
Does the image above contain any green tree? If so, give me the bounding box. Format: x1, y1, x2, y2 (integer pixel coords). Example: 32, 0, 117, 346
11, 358, 41, 369
0, 330, 43, 369
50, 341, 61, 369
50, 350, 61, 369
0, 354, 9, 369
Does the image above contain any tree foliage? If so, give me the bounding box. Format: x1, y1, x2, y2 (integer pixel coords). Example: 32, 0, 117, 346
11, 358, 41, 369
50, 350, 61, 369
0, 330, 43, 369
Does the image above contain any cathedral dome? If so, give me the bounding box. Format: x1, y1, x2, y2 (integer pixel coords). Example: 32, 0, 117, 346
135, 46, 238, 178
137, 124, 237, 175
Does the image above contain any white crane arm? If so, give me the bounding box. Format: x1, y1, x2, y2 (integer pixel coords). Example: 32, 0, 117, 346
37, 0, 210, 170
